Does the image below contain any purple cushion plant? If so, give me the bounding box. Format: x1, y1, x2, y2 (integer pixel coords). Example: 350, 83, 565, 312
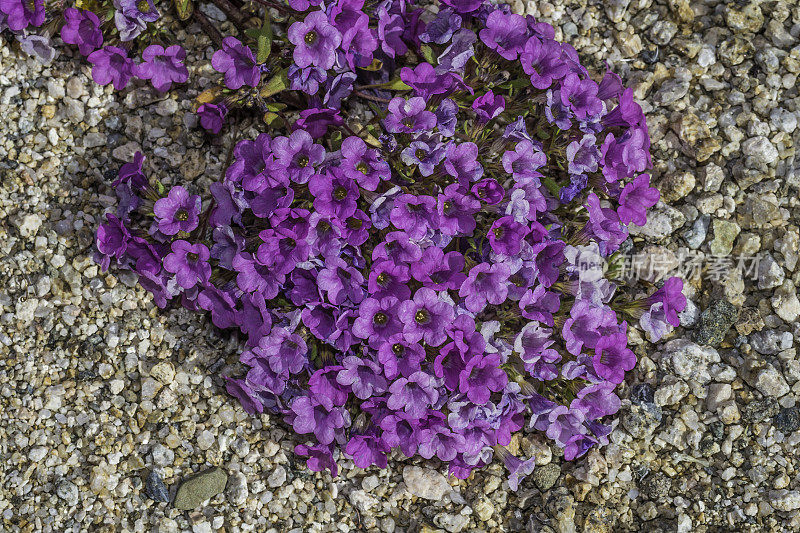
79, 0, 687, 488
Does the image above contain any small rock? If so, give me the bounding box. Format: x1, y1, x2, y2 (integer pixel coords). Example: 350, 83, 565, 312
56, 480, 79, 507
434, 512, 469, 533
267, 465, 286, 488
18, 214, 42, 239
694, 301, 739, 347
742, 399, 781, 424
772, 281, 800, 323
622, 401, 663, 438
145, 470, 170, 502
226, 472, 248, 506
639, 473, 671, 500
173, 467, 228, 510
533, 463, 561, 492
709, 219, 741, 257
349, 489, 379, 514
753, 365, 790, 398
741, 136, 779, 166
473, 496, 494, 521
757, 253, 785, 290
659, 339, 722, 382
403, 466, 451, 500
151, 361, 176, 384
770, 490, 800, 512
773, 407, 800, 433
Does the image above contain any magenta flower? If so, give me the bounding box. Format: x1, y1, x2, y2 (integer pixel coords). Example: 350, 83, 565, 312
398, 287, 454, 346
197, 103, 227, 134
444, 142, 483, 186
488, 216, 529, 256
520, 36, 568, 90
459, 262, 511, 313
0, 0, 44, 31
211, 37, 260, 90
291, 396, 348, 445
61, 8, 103, 56
288, 10, 342, 70
478, 10, 527, 60
295, 443, 339, 476
153, 186, 201, 236
317, 256, 365, 305
135, 44, 189, 92
389, 194, 438, 239
163, 240, 211, 289
308, 169, 359, 220
458, 353, 508, 404
87, 46, 135, 90
273, 130, 326, 184
472, 178, 505, 205
592, 330, 636, 384
387, 371, 439, 419
352, 297, 402, 348
618, 174, 660, 226
383, 97, 437, 134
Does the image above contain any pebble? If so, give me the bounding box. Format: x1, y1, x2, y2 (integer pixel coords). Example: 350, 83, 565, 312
773, 407, 800, 433
173, 467, 228, 510
267, 465, 286, 488
226, 472, 248, 506
403, 466, 451, 500
694, 301, 739, 347
533, 463, 561, 492
145, 470, 171, 503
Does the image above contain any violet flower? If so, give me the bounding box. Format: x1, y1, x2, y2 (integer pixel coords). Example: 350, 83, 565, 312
61, 8, 103, 56
153, 186, 201, 236
135, 45, 189, 92
87, 46, 135, 90
211, 37, 260, 90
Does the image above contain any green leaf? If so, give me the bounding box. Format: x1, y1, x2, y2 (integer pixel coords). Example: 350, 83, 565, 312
255, 12, 273, 64
420, 44, 435, 65
541, 177, 561, 198
260, 68, 289, 98
381, 77, 411, 91
174, 0, 193, 21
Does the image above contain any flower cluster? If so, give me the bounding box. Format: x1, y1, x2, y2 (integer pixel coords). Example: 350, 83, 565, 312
2, 0, 187, 91
91, 0, 686, 485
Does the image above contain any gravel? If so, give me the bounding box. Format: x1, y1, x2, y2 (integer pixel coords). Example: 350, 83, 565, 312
2, 0, 800, 531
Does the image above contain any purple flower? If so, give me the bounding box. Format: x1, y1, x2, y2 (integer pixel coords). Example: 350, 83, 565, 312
118, 0, 159, 23
198, 285, 237, 329
435, 98, 459, 137
352, 297, 402, 348
593, 330, 636, 384
459, 262, 511, 313
545, 89, 573, 130
602, 88, 645, 129
478, 10, 527, 60
256, 228, 309, 275
0, 0, 44, 31
288, 10, 341, 70
211, 37, 260, 90
135, 45, 189, 92
378, 334, 426, 380
163, 240, 211, 289
255, 327, 308, 375
95, 214, 130, 271
198, 103, 227, 134
288, 64, 327, 94
225, 377, 264, 415
618, 174, 659, 226
389, 194, 438, 239
340, 136, 390, 191
601, 127, 652, 183
87, 46, 135, 90
317, 256, 365, 305
411, 247, 467, 291
387, 371, 439, 419
566, 134, 600, 175
383, 97, 436, 134
520, 36, 568, 90
398, 287, 454, 346
294, 107, 343, 139
438, 184, 480, 236
444, 142, 483, 187
546, 405, 585, 447
377, 4, 407, 58
472, 90, 505, 123
400, 136, 448, 177
560, 74, 603, 120
459, 353, 508, 404
645, 277, 686, 328
494, 446, 536, 491
515, 321, 561, 380
571, 382, 621, 420
273, 129, 326, 184
417, 415, 466, 462
153, 186, 201, 236
308, 169, 359, 219
436, 28, 477, 74
346, 430, 391, 469
61, 8, 103, 56
502, 140, 546, 180
112, 0, 147, 42
372, 231, 423, 264
562, 300, 618, 355
585, 193, 628, 253
519, 285, 561, 326
294, 443, 339, 476
17, 34, 55, 65
440, 0, 482, 14
291, 396, 348, 445
420, 7, 461, 44
488, 216, 529, 256
471, 178, 505, 205
368, 260, 411, 300
401, 62, 468, 100
336, 356, 388, 399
